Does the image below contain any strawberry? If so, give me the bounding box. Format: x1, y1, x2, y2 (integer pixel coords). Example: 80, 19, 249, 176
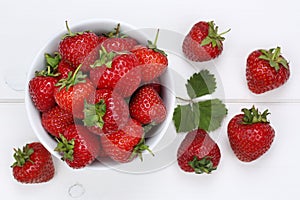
177, 129, 221, 174
11, 142, 55, 184
57, 59, 74, 80
182, 21, 230, 62
28, 53, 62, 112
131, 30, 168, 82
55, 124, 100, 169
101, 119, 153, 163
54, 66, 95, 119
41, 106, 74, 138
129, 85, 166, 125
227, 106, 275, 162
58, 21, 100, 71
101, 23, 137, 52
83, 88, 129, 135
29, 75, 57, 112
89, 48, 141, 97
246, 47, 290, 94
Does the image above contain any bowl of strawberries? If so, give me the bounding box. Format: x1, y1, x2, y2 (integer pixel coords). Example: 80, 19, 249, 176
25, 19, 175, 170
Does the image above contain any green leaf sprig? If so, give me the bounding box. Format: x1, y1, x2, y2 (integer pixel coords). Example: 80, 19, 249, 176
173, 69, 227, 132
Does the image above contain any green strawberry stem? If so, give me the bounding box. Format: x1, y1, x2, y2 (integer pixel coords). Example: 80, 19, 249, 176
176, 96, 196, 104
242, 105, 270, 124
188, 156, 216, 174
259, 47, 289, 71
147, 29, 167, 56
200, 21, 231, 49
62, 21, 87, 39
130, 137, 154, 161
104, 23, 127, 38
83, 99, 106, 128
11, 145, 34, 167
55, 134, 75, 161
55, 64, 87, 91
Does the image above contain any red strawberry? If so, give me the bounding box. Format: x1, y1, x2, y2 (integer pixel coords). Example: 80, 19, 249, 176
11, 142, 55, 184
41, 106, 74, 137
83, 89, 129, 135
129, 85, 166, 125
29, 53, 62, 112
29, 76, 57, 112
58, 21, 100, 71
89, 48, 141, 97
101, 23, 137, 52
227, 106, 275, 162
177, 129, 221, 174
57, 59, 74, 80
182, 21, 230, 62
101, 119, 153, 163
54, 66, 95, 119
246, 47, 290, 94
55, 124, 100, 169
131, 30, 168, 82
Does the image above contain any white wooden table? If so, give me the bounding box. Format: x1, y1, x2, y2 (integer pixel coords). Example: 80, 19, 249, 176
1, 0, 299, 199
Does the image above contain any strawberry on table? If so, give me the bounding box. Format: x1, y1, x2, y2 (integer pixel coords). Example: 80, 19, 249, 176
89, 47, 141, 97
177, 129, 221, 174
131, 29, 168, 82
182, 21, 230, 62
101, 119, 153, 163
246, 47, 290, 94
54, 65, 95, 119
58, 21, 101, 72
227, 106, 275, 162
55, 124, 100, 169
129, 85, 167, 125
42, 106, 74, 138
11, 142, 55, 184
83, 88, 129, 135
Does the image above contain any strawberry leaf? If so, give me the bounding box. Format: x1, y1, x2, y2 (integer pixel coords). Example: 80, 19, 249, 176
186, 70, 216, 99
173, 99, 227, 133
196, 99, 227, 132
173, 103, 200, 133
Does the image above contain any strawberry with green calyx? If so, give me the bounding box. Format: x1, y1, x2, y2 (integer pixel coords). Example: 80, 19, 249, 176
11, 142, 55, 184
101, 23, 138, 53
131, 29, 168, 82
101, 119, 153, 163
89, 47, 141, 97
227, 106, 275, 162
177, 129, 221, 174
55, 125, 100, 169
246, 46, 290, 94
59, 21, 100, 71
83, 88, 129, 135
29, 53, 63, 112
182, 21, 230, 62
54, 65, 95, 119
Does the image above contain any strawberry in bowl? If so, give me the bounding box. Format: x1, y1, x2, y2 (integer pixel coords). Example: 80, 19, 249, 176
25, 19, 175, 170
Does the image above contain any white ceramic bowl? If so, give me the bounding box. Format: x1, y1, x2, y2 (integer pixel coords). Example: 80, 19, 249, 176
25, 19, 175, 170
